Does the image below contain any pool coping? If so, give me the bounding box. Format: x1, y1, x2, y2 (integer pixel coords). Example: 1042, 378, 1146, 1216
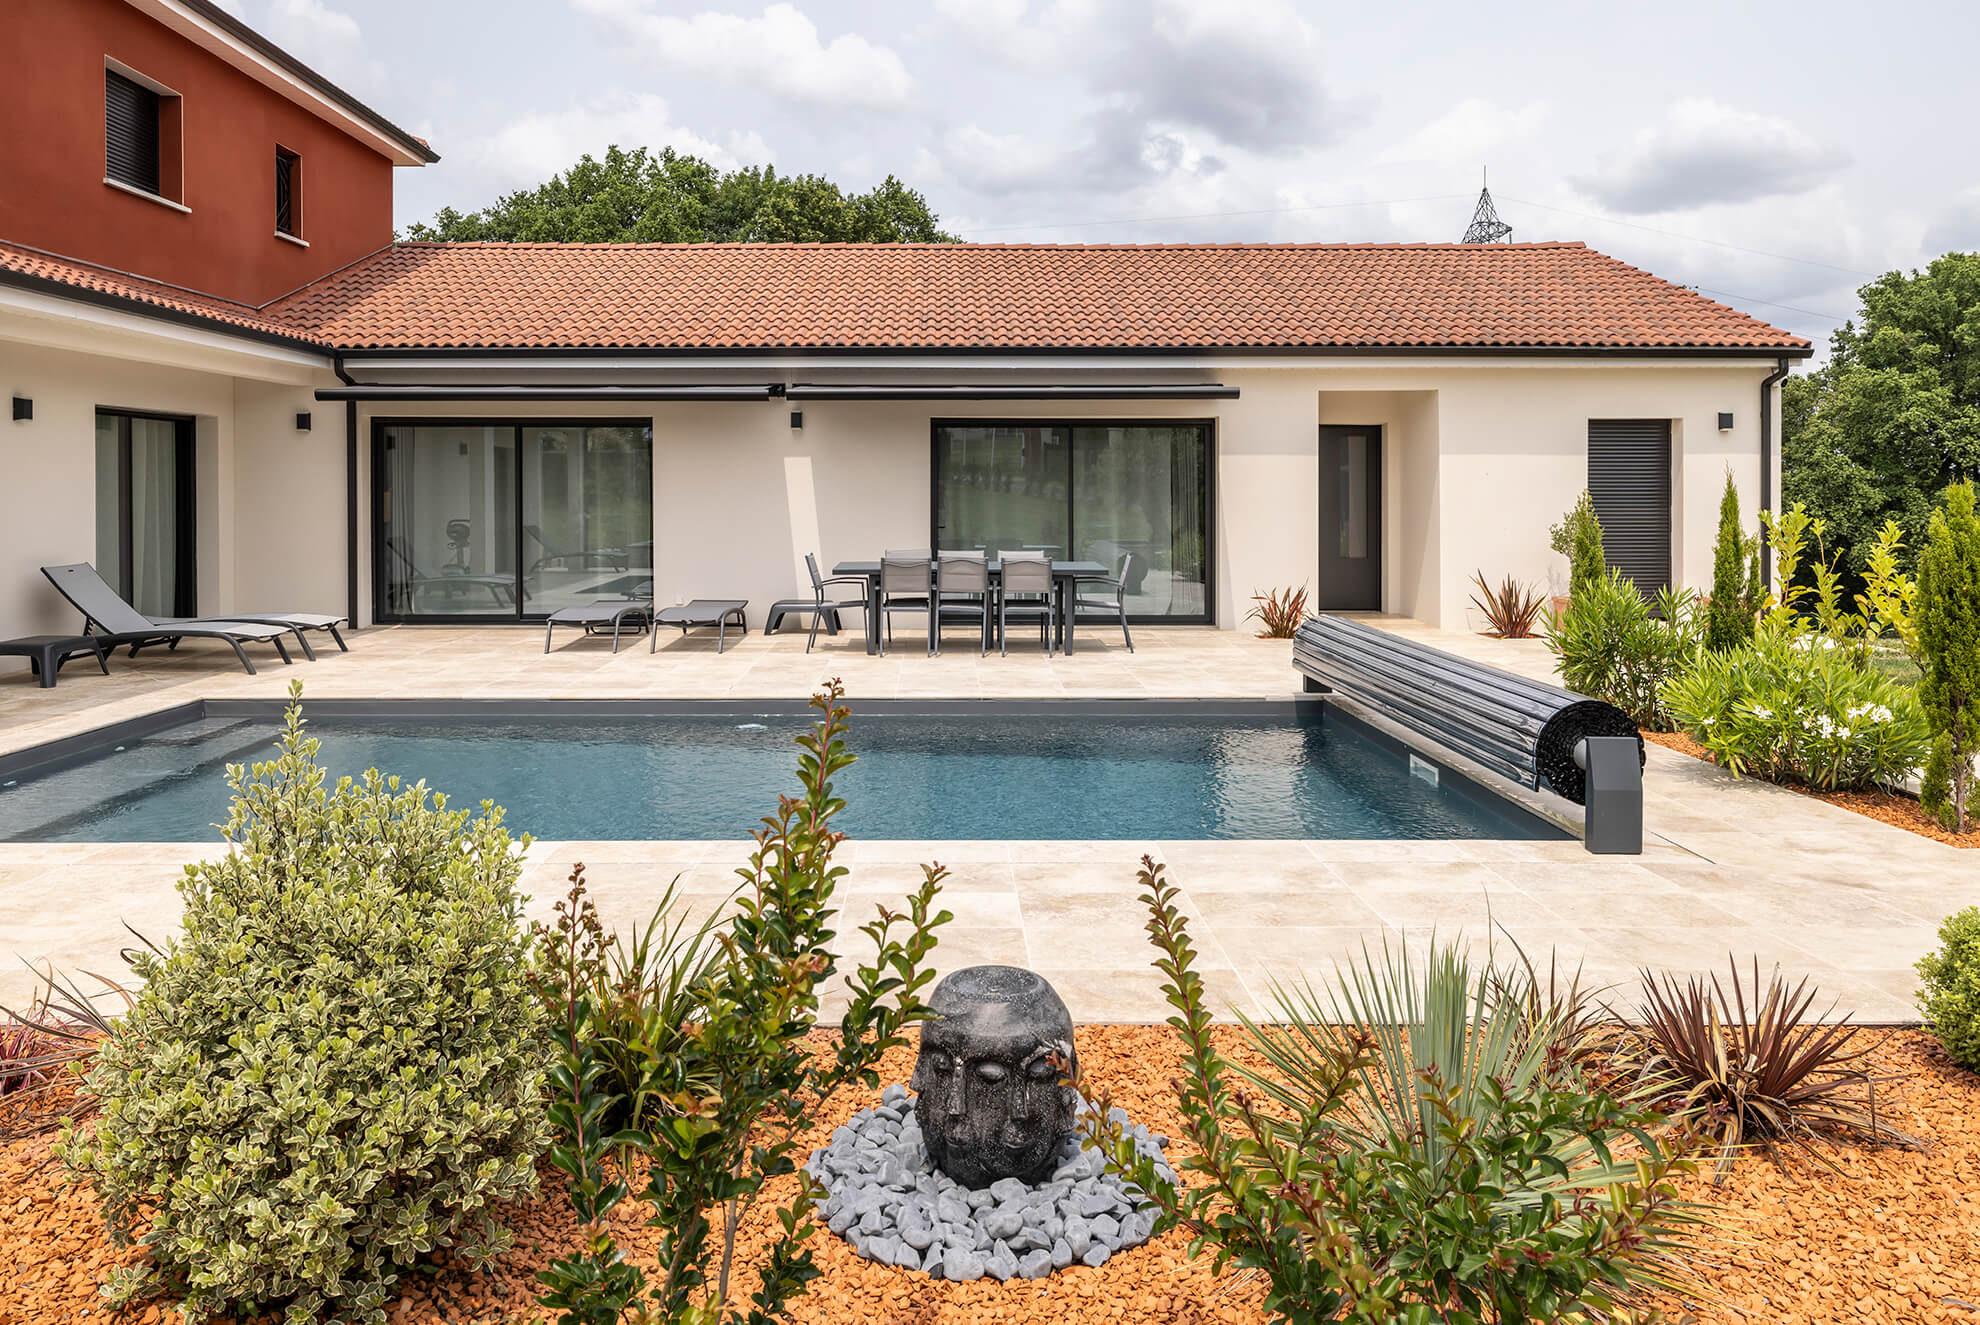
0, 694, 1582, 846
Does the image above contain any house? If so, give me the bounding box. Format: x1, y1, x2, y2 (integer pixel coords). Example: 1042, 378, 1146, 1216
0, 0, 1812, 649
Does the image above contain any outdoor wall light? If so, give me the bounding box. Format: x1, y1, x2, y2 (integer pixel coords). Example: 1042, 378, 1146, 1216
295, 411, 311, 430
11, 396, 29, 422
1718, 412, 1735, 431
790, 410, 804, 429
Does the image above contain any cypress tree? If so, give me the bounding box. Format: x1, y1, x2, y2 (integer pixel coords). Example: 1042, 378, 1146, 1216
1707, 471, 1755, 651
1550, 492, 1607, 599
1917, 481, 1980, 833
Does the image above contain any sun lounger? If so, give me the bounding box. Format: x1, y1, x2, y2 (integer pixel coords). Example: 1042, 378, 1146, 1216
652, 600, 748, 653
544, 600, 653, 653
40, 563, 295, 674
382, 536, 517, 611
43, 562, 347, 659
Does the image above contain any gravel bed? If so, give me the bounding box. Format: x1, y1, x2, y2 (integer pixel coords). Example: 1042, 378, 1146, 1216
803, 1082, 1175, 1281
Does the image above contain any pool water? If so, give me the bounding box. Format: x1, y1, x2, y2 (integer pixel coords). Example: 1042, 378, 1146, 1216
0, 708, 1561, 843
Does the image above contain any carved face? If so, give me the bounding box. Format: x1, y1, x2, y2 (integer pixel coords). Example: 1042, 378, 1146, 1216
910, 966, 1076, 1188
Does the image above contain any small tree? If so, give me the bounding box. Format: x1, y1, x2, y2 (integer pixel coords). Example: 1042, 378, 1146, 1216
1707, 471, 1756, 651
1549, 491, 1606, 599
1917, 481, 1980, 833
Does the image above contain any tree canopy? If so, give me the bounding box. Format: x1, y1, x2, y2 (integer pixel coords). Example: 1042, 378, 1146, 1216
402, 145, 959, 244
1784, 251, 1980, 587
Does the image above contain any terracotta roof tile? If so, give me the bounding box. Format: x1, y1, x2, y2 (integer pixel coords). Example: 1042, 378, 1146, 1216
0, 241, 322, 345
5, 238, 1811, 354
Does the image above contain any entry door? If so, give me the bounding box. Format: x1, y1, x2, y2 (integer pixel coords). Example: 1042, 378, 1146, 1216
1317, 425, 1382, 611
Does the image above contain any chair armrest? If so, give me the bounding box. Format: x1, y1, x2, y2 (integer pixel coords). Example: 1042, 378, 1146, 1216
1069, 573, 1123, 589
819, 575, 871, 590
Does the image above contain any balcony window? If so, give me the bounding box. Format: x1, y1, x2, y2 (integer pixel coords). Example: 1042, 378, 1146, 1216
275, 147, 301, 238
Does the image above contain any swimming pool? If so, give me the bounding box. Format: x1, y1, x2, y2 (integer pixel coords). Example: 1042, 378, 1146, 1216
0, 702, 1562, 843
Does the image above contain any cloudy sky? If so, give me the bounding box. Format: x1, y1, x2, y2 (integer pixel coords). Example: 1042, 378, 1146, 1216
222, 0, 1980, 351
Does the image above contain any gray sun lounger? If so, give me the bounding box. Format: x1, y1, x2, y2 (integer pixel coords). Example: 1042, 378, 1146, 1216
544, 599, 654, 653
40, 563, 296, 674
44, 562, 346, 659
651, 600, 748, 653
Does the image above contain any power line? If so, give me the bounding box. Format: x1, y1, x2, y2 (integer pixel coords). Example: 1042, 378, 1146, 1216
1498, 195, 1881, 279
965, 192, 1473, 236
1693, 286, 1849, 324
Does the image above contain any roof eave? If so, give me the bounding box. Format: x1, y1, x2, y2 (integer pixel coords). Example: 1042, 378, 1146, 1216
0, 264, 335, 356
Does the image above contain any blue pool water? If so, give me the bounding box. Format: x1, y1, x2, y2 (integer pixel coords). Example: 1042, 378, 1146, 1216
0, 707, 1561, 843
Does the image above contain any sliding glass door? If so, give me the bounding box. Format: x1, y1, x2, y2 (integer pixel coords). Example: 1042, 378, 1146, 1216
932, 420, 1212, 622
373, 419, 653, 622
95, 409, 194, 618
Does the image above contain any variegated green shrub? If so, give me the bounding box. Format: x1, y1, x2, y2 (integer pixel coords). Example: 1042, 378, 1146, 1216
63, 688, 551, 1325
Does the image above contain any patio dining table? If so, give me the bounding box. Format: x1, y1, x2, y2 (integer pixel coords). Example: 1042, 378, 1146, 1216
832, 559, 1107, 655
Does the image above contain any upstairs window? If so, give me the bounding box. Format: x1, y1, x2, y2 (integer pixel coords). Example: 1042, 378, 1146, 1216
105, 69, 160, 195
103, 61, 183, 206
275, 147, 301, 238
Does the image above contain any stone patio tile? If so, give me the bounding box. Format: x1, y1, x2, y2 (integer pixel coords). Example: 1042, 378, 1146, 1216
1021, 966, 1248, 1025
1305, 838, 1487, 862
840, 860, 1017, 894
1184, 883, 1381, 930
842, 839, 1013, 864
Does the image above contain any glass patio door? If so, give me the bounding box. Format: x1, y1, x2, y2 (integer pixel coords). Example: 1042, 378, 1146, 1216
374, 420, 652, 622
932, 420, 1211, 623
95, 410, 194, 618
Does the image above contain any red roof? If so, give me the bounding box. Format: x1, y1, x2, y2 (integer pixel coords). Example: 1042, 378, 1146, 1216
4, 239, 1811, 354
0, 240, 316, 344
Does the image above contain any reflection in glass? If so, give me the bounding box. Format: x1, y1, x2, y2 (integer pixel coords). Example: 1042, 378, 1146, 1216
1339, 433, 1368, 560
522, 426, 655, 614
95, 412, 188, 618
377, 425, 519, 617
933, 426, 1070, 556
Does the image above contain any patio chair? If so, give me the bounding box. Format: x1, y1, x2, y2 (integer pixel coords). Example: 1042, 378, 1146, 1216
383, 536, 517, 611
878, 556, 935, 655
524, 523, 629, 576
765, 554, 869, 653
997, 550, 1055, 657
39, 563, 295, 674
40, 562, 348, 659
1065, 552, 1134, 654
935, 551, 991, 656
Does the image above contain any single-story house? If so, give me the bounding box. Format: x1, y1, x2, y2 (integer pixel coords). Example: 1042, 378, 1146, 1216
0, 0, 1812, 648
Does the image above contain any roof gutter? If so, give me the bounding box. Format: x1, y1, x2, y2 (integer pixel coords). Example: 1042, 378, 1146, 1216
313, 384, 775, 402
783, 383, 1238, 401
1759, 355, 1793, 589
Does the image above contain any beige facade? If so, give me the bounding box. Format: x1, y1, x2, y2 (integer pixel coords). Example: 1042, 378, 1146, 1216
2, 292, 1785, 645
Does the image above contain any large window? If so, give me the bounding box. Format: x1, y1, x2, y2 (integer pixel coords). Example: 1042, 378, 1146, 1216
373, 420, 653, 622
95, 410, 195, 618
932, 420, 1211, 622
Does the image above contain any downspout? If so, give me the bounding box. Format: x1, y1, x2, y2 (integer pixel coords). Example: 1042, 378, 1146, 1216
337, 354, 359, 630
1758, 355, 1791, 590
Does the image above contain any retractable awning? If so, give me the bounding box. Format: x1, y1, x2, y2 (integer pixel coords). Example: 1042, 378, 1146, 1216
781, 383, 1238, 401
313, 384, 776, 402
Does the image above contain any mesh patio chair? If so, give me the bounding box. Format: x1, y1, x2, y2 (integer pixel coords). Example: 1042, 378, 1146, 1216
936, 551, 991, 656
1066, 552, 1134, 654
878, 555, 935, 655
997, 550, 1055, 656
764, 553, 869, 653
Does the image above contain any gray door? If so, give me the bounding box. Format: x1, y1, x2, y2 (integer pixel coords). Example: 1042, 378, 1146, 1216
1317, 425, 1382, 611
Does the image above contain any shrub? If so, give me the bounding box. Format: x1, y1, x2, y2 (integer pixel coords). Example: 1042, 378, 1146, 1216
1916, 907, 1980, 1070
1467, 571, 1546, 639
1546, 568, 1703, 729
1706, 470, 1758, 652
1247, 585, 1310, 638
1074, 859, 1699, 1325
64, 687, 551, 1325
1915, 481, 1980, 832
1661, 626, 1930, 790
1549, 490, 1607, 599
1620, 957, 1922, 1183
536, 680, 952, 1325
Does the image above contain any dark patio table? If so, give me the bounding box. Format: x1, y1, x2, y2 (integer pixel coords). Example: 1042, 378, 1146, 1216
832, 560, 1106, 655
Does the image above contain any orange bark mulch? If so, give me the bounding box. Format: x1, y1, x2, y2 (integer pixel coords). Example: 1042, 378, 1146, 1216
1, 1028, 1975, 1325
1642, 729, 1980, 849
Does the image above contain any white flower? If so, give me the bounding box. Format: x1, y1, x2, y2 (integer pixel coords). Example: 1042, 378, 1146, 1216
1751, 706, 1773, 720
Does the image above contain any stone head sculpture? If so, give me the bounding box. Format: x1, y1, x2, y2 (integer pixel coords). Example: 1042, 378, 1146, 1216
910, 965, 1077, 1189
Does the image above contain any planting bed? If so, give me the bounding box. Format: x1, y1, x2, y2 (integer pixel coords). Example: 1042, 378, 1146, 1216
0, 1028, 1974, 1324
1643, 729, 1980, 848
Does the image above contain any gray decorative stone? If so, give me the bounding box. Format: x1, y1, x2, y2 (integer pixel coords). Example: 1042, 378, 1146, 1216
1082, 1244, 1112, 1269
911, 966, 1078, 1189
1019, 1248, 1053, 1279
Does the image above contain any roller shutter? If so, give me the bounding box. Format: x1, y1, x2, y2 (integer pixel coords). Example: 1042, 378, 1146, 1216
1587, 419, 1672, 595
105, 70, 160, 195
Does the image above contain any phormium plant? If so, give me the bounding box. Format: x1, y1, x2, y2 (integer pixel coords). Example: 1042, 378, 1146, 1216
1468, 571, 1547, 639
1247, 585, 1311, 639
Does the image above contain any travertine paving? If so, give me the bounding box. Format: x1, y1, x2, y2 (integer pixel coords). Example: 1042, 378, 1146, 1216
0, 620, 1967, 1020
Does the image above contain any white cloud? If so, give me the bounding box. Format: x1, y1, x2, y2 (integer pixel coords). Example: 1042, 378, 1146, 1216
571, 1, 913, 110
458, 91, 769, 193
929, 0, 1097, 73
1377, 99, 1551, 166
1571, 98, 1847, 214
1923, 185, 1980, 256
261, 0, 383, 96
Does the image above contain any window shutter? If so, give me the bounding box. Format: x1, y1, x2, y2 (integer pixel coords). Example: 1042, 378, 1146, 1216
1587, 419, 1672, 595
105, 70, 160, 195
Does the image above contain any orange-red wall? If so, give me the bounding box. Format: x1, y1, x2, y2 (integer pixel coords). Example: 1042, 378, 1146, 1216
0, 0, 396, 305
